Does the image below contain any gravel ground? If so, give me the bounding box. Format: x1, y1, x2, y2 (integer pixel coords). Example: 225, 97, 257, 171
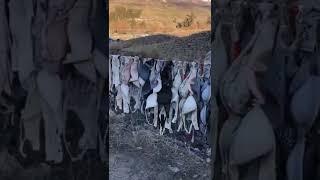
109, 110, 211, 180
109, 31, 211, 61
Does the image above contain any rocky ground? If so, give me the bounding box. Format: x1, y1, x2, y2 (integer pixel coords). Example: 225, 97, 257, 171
109, 31, 211, 61
109, 110, 211, 180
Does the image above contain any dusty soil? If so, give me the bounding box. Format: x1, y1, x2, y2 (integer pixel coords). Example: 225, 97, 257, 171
109, 110, 211, 180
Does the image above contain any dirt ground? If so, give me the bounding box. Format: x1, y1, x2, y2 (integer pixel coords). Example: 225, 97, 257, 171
109, 110, 211, 180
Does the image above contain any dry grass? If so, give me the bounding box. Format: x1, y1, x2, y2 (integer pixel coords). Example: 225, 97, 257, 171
109, 0, 210, 40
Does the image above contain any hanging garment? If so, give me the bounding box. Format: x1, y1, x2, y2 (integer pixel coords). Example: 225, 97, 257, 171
220, 0, 276, 110
219, 115, 241, 179
219, 107, 276, 180
149, 60, 162, 91
145, 93, 158, 126
42, 0, 69, 63
93, 49, 108, 79
212, 23, 228, 97
158, 61, 173, 134
203, 51, 212, 80
190, 62, 201, 103
128, 57, 141, 112
115, 85, 123, 112
121, 83, 130, 114
169, 64, 182, 124
141, 79, 153, 113
297, 13, 319, 53
37, 70, 63, 163
111, 55, 121, 87
0, 0, 9, 54
129, 56, 140, 86
181, 61, 187, 78
21, 82, 42, 152
138, 58, 152, 82
121, 56, 132, 84
8, 0, 35, 85
181, 95, 199, 134
153, 78, 162, 93
138, 58, 153, 113
109, 56, 112, 91
200, 80, 211, 134
74, 60, 97, 83
159, 106, 170, 135
288, 76, 320, 180
177, 97, 187, 132
0, 0, 11, 100
64, 74, 99, 157
66, 0, 92, 63
177, 62, 197, 133
179, 74, 190, 99
129, 84, 141, 112
289, 60, 312, 95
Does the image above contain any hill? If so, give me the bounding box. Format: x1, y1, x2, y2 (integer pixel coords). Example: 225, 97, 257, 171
109, 0, 211, 40
110, 31, 211, 61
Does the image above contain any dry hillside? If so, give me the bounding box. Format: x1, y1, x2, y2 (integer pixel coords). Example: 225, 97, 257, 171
109, 0, 211, 40
109, 31, 211, 61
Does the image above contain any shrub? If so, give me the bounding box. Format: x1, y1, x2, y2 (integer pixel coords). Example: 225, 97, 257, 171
176, 12, 195, 28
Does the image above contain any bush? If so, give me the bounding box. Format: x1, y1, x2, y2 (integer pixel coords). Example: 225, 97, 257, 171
176, 12, 195, 28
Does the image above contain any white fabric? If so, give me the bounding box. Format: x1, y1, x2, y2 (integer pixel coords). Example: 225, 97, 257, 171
145, 93, 158, 109
115, 85, 123, 111
201, 84, 211, 102
111, 55, 121, 87
109, 56, 112, 91
182, 96, 197, 114
129, 57, 139, 82
121, 84, 130, 113
153, 78, 162, 93
200, 105, 207, 125
139, 77, 145, 86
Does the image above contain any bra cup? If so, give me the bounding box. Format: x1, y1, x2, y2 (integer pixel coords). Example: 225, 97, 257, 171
145, 93, 158, 109
291, 76, 320, 128
138, 63, 150, 81
120, 84, 129, 97
230, 107, 275, 166
153, 78, 162, 93
200, 106, 206, 124
173, 73, 182, 89
179, 79, 189, 98
171, 88, 179, 103
201, 85, 211, 102
182, 95, 197, 115
129, 60, 139, 82
219, 116, 241, 168
111, 55, 120, 86
139, 77, 145, 86
179, 98, 186, 112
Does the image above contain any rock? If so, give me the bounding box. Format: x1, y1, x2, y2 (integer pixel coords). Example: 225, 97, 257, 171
193, 174, 199, 178
168, 165, 180, 173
